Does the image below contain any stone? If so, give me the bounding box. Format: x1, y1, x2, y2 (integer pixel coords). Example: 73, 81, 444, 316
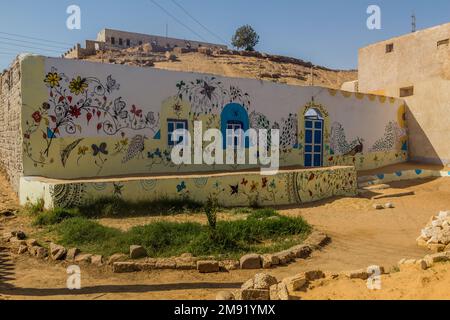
253, 273, 278, 290
261, 254, 273, 269
11, 230, 26, 240
180, 253, 194, 259
197, 260, 219, 273
240, 254, 261, 269
113, 262, 139, 273
175, 258, 196, 270
304, 270, 326, 281
384, 203, 395, 209
26, 239, 38, 247
290, 245, 312, 259
415, 259, 429, 270
417, 237, 428, 248
156, 258, 177, 269
219, 260, 240, 271
136, 261, 156, 271
31, 246, 48, 259
345, 269, 369, 280
282, 275, 307, 292
2, 232, 14, 242
240, 289, 270, 301
91, 255, 104, 266
438, 211, 449, 219
428, 243, 446, 253
274, 251, 292, 265
107, 253, 127, 265
424, 252, 450, 265
269, 283, 289, 301
373, 204, 384, 210
74, 254, 92, 264
17, 245, 28, 254
306, 231, 330, 248
50, 243, 67, 261
9, 238, 26, 250
241, 278, 254, 290
216, 291, 235, 300
66, 248, 81, 262
398, 259, 419, 271
129, 245, 147, 259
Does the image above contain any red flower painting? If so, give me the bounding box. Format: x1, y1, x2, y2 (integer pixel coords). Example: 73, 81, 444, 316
32, 111, 42, 123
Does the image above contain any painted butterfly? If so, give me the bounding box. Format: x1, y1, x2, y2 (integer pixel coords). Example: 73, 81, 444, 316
92, 143, 108, 156
230, 184, 239, 195
177, 181, 186, 193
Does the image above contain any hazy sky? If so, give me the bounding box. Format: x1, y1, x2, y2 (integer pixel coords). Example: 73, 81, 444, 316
0, 0, 449, 70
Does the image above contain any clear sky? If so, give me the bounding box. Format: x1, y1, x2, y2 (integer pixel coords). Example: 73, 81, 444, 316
0, 0, 449, 70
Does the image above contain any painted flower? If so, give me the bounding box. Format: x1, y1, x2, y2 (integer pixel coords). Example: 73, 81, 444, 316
69, 76, 88, 95
78, 146, 89, 155
44, 72, 62, 88
32, 111, 42, 123
69, 106, 81, 118
42, 102, 51, 110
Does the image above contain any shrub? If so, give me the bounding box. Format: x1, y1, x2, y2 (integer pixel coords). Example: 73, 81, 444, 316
204, 195, 219, 230
32, 208, 81, 226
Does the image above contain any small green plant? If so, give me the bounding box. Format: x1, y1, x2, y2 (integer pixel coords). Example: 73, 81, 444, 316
204, 195, 219, 231
32, 207, 81, 226
24, 198, 45, 215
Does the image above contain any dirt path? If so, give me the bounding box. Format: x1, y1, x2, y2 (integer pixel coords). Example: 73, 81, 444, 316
0, 173, 448, 300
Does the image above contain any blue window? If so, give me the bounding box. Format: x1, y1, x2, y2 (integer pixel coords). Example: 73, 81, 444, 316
304, 115, 324, 168
305, 154, 312, 167
314, 130, 322, 144
305, 130, 313, 144
167, 119, 188, 146
305, 121, 313, 129
221, 103, 250, 149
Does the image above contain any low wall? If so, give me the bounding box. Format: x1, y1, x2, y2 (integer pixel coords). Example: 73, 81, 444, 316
19, 166, 357, 209
360, 168, 450, 186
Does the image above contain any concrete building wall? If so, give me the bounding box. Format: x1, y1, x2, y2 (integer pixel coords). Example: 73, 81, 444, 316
358, 22, 450, 164
0, 58, 23, 191
96, 28, 227, 50
17, 55, 406, 181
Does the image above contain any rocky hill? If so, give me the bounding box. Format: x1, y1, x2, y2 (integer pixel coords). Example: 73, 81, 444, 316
77, 45, 357, 89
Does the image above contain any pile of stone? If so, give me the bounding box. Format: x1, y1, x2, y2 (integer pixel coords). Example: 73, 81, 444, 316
218, 270, 327, 301
417, 211, 450, 253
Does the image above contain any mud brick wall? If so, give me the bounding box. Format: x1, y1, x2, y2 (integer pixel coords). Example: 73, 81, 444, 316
0, 59, 23, 192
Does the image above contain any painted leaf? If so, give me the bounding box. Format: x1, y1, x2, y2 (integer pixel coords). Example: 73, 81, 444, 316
60, 138, 83, 167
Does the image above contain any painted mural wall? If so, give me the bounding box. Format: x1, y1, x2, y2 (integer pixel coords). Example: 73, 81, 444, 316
19, 166, 357, 208
20, 55, 408, 180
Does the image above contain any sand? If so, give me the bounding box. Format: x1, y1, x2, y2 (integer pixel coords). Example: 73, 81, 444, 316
1, 171, 449, 300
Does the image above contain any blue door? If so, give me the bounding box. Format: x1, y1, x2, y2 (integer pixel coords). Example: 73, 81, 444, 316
304, 117, 323, 167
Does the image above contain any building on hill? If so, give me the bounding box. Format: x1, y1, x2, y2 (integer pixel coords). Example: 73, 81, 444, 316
342, 22, 450, 165
63, 28, 227, 59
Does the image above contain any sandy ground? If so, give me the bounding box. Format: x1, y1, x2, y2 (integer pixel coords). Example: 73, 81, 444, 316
1, 172, 449, 300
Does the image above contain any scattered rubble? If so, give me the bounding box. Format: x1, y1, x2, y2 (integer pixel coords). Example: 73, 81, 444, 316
417, 211, 450, 252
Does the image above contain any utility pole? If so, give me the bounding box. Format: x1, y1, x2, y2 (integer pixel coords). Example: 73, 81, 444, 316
411, 12, 416, 33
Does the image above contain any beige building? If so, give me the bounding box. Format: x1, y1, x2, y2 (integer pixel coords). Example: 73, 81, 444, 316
96, 28, 227, 50
355, 22, 450, 165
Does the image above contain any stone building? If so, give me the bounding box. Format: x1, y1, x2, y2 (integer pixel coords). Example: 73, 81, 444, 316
345, 22, 450, 165
96, 28, 227, 50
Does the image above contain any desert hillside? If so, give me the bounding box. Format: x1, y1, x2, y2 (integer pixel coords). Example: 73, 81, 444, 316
79, 46, 357, 89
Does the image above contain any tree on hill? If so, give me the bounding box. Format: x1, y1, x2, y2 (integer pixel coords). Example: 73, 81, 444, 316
231, 25, 260, 51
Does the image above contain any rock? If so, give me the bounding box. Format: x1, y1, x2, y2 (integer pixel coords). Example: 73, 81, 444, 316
113, 262, 139, 273
424, 252, 450, 265
26, 239, 38, 247
107, 253, 127, 265
91, 255, 104, 266
219, 260, 240, 271
304, 270, 325, 281
240, 289, 270, 301
428, 243, 446, 253
305, 231, 330, 248
2, 232, 14, 242
11, 230, 26, 240
384, 203, 395, 209
136, 260, 156, 271
165, 51, 177, 61
240, 254, 261, 269
74, 254, 92, 264
274, 251, 293, 265
0, 209, 16, 217
180, 253, 194, 259
50, 243, 67, 261
17, 245, 28, 255
398, 259, 419, 271
66, 248, 81, 262
253, 273, 278, 290
129, 245, 147, 259
269, 282, 289, 301
282, 275, 307, 292
417, 237, 428, 248
216, 291, 235, 300
438, 211, 449, 219
197, 260, 219, 273
415, 259, 429, 270
156, 258, 177, 269
345, 269, 369, 280
9, 238, 26, 249
31, 246, 48, 259
175, 258, 196, 270
261, 254, 274, 269
290, 245, 312, 259
241, 278, 254, 290
373, 204, 384, 210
